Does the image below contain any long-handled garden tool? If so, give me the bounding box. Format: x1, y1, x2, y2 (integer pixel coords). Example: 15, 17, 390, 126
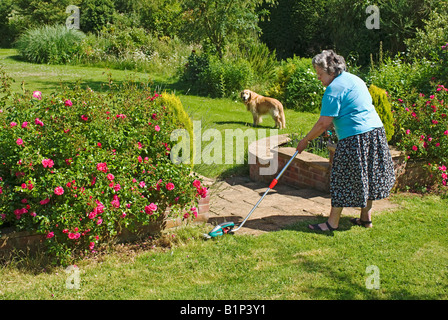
203, 149, 300, 239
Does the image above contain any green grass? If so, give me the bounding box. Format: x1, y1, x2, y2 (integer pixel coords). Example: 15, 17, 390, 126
179, 95, 318, 177
0, 48, 164, 94
1, 194, 447, 299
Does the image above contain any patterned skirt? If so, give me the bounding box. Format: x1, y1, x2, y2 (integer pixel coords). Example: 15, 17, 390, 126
330, 127, 396, 208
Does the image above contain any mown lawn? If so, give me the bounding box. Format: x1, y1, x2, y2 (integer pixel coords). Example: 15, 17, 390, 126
1, 49, 447, 301
0, 194, 447, 300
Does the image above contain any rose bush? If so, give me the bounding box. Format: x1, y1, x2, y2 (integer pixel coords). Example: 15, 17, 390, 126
0, 75, 206, 262
393, 83, 448, 189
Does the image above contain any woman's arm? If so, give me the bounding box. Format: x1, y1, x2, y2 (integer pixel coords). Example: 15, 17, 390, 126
296, 116, 334, 153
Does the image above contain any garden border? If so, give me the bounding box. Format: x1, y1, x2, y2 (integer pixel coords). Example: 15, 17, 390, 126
0, 194, 210, 257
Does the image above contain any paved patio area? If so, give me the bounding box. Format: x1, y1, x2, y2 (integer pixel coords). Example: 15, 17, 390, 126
204, 175, 398, 236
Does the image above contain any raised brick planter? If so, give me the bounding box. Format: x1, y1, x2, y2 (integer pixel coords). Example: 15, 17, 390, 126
249, 134, 331, 192
249, 134, 406, 193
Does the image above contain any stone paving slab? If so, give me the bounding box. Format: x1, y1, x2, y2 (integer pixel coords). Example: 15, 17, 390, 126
205, 175, 398, 236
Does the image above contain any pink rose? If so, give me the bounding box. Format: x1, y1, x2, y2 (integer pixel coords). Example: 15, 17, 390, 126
42, 158, 54, 168
154, 125, 160, 132
16, 138, 24, 146
107, 173, 115, 181
193, 180, 201, 188
32, 91, 42, 100
197, 187, 208, 198
35, 118, 44, 126
148, 203, 157, 211
166, 182, 175, 190
144, 203, 158, 215
97, 162, 108, 173
65, 99, 73, 107
54, 186, 64, 195
46, 231, 54, 239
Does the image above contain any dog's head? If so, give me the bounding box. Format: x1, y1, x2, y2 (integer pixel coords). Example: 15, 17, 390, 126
240, 90, 251, 103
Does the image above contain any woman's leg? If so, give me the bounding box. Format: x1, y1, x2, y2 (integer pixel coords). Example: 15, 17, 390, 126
308, 206, 343, 231
351, 200, 373, 228
360, 200, 373, 227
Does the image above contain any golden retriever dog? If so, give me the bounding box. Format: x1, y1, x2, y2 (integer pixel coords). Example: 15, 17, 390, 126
240, 90, 286, 129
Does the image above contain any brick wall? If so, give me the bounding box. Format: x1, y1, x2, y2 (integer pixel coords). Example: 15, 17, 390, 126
249, 138, 407, 193
250, 146, 331, 192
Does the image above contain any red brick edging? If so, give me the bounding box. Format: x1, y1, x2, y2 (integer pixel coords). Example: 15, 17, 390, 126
0, 195, 210, 256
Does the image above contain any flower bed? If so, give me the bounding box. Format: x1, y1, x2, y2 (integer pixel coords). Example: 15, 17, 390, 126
393, 84, 448, 191
0, 74, 207, 263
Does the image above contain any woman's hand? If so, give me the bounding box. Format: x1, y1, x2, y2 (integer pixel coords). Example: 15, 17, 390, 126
296, 138, 309, 154
296, 116, 334, 154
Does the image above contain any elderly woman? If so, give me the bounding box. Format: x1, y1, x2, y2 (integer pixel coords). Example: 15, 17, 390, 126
296, 50, 395, 231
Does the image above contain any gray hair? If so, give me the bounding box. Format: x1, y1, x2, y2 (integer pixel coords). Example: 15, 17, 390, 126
312, 50, 346, 76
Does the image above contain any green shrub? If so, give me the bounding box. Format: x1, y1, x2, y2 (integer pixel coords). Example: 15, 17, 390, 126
0, 73, 206, 264
182, 50, 210, 84
265, 56, 324, 112
366, 54, 434, 99
181, 52, 254, 98
139, 0, 183, 37
76, 26, 195, 77
15, 24, 86, 64
0, 0, 15, 48
235, 41, 278, 90
79, 0, 116, 34
368, 84, 395, 141
158, 92, 195, 164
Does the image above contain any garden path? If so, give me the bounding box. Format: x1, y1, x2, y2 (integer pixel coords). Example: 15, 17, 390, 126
204, 175, 398, 236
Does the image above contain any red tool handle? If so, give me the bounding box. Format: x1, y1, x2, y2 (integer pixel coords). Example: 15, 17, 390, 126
267, 150, 299, 190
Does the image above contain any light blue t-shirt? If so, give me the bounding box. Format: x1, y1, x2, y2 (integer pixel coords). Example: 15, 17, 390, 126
320, 71, 383, 140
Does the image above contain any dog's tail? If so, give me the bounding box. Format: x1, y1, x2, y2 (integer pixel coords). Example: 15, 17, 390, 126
281, 109, 286, 129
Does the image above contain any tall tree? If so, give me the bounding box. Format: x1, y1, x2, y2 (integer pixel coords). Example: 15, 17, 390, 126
259, 0, 329, 59
180, 0, 274, 59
